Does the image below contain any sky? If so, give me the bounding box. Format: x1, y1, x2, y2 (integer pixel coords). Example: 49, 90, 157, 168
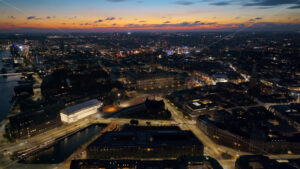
0, 0, 300, 32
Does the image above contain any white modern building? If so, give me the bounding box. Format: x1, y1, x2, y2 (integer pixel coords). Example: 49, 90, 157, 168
60, 99, 102, 123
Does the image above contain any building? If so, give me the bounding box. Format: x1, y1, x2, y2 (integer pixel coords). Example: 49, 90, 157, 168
70, 156, 223, 169
125, 70, 189, 91
269, 104, 300, 130
117, 99, 171, 120
9, 107, 62, 139
87, 129, 203, 160
212, 74, 229, 83
10, 44, 20, 57
60, 99, 102, 123
196, 107, 300, 154
184, 99, 217, 117
235, 155, 300, 169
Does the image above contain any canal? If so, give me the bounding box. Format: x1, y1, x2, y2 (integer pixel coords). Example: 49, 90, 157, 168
23, 124, 106, 164
0, 50, 19, 121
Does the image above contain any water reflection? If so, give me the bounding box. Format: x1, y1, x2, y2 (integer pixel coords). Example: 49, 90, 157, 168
0, 50, 19, 121
23, 124, 105, 164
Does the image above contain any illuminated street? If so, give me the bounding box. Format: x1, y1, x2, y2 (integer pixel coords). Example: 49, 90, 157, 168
0, 4, 299, 167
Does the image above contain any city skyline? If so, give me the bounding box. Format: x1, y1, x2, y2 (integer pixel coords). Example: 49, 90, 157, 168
1, 0, 300, 32
0, 1, 299, 169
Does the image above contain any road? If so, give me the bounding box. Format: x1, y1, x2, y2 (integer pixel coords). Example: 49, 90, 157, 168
163, 98, 240, 169
0, 115, 173, 169
163, 98, 300, 169
0, 115, 172, 156
2, 93, 299, 169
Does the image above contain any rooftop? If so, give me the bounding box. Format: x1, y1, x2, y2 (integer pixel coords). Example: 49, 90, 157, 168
62, 99, 100, 115
88, 129, 202, 148
70, 156, 223, 169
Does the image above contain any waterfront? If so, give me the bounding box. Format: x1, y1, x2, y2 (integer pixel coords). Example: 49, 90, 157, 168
0, 50, 19, 121
23, 124, 106, 164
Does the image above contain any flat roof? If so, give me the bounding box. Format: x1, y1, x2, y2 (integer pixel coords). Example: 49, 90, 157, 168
88, 130, 203, 148
62, 99, 100, 115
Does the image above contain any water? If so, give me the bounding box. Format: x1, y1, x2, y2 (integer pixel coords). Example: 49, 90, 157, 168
0, 50, 19, 121
24, 124, 106, 164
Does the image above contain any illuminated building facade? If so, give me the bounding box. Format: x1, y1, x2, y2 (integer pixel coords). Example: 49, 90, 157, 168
125, 71, 189, 91
60, 99, 102, 123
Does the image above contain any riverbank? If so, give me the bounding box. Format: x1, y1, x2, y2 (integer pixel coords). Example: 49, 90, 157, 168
0, 50, 21, 146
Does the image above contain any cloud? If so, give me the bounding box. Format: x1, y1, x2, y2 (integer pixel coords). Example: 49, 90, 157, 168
248, 17, 263, 22
106, 17, 115, 20
257, 6, 273, 9
4, 22, 300, 32
106, 0, 128, 2
223, 23, 245, 27
8, 16, 15, 19
126, 23, 139, 27
151, 21, 217, 28
164, 21, 171, 24
244, 0, 299, 6
94, 19, 103, 23
288, 5, 300, 9
69, 16, 77, 19
27, 16, 41, 20
248, 22, 300, 31
80, 23, 91, 26
46, 16, 55, 19
175, 1, 195, 5
139, 20, 146, 23
211, 1, 231, 6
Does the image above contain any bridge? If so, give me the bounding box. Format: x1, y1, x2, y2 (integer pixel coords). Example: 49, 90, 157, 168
0, 72, 34, 76
0, 73, 23, 76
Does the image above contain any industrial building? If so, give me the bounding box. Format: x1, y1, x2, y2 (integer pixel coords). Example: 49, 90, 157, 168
60, 99, 102, 123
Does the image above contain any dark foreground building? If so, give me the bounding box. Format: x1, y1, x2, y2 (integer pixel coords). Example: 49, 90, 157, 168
70, 156, 223, 169
8, 105, 62, 139
87, 129, 203, 160
235, 155, 300, 169
116, 98, 171, 120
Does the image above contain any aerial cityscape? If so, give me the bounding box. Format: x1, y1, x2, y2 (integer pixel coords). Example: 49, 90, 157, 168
0, 0, 300, 169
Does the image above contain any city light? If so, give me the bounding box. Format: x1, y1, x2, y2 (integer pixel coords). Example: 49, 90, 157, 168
0, 1, 299, 169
